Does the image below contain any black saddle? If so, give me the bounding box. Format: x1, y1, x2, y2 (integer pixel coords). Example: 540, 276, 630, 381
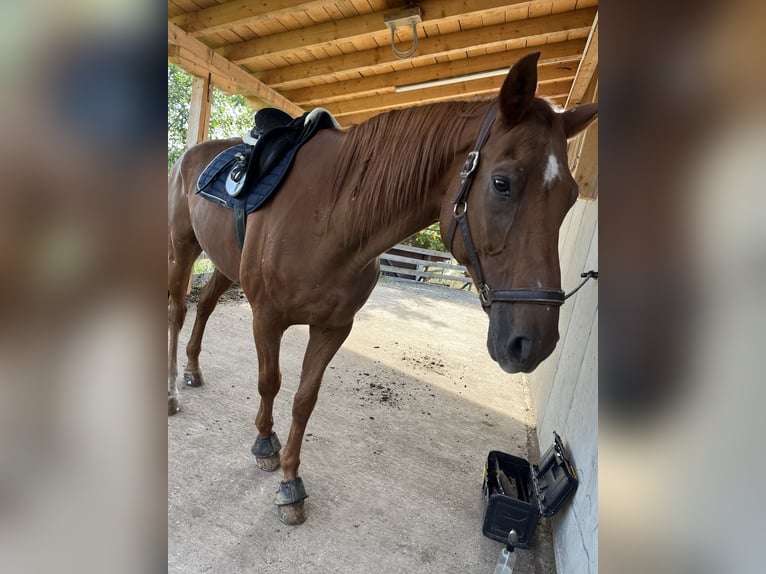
226, 108, 295, 197
196, 107, 340, 250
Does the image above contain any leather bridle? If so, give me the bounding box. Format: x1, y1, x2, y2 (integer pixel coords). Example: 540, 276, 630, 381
446, 103, 597, 308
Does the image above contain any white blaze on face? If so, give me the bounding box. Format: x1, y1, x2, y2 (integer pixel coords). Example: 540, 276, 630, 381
543, 153, 560, 187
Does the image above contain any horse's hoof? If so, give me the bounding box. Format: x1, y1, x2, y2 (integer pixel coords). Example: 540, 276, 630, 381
255, 453, 281, 472
168, 396, 179, 416
277, 500, 306, 525
183, 371, 204, 387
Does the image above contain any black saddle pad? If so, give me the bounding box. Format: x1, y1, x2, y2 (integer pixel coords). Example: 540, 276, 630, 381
195, 110, 337, 215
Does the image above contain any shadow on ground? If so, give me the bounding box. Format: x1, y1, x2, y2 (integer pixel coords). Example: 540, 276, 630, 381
169, 281, 557, 574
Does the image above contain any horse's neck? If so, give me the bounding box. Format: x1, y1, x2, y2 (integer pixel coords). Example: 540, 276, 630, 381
342, 106, 488, 264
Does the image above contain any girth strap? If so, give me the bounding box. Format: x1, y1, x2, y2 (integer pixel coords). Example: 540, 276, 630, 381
233, 204, 246, 250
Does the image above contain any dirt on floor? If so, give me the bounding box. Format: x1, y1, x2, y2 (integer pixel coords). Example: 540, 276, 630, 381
169, 278, 556, 574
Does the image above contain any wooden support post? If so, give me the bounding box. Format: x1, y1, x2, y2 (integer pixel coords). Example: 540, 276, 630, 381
186, 74, 211, 294
186, 74, 212, 149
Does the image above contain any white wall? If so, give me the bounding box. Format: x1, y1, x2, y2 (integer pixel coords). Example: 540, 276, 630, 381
528, 197, 598, 573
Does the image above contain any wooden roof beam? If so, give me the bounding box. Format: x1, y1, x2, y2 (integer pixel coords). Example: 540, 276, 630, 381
338, 95, 568, 128
327, 78, 573, 118
220, 0, 536, 64
285, 40, 585, 106
565, 11, 598, 108
258, 7, 597, 87
170, 0, 332, 38
168, 21, 304, 117
170, 46, 240, 94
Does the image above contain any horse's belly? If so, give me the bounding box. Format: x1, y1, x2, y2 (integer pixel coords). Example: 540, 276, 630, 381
243, 256, 379, 327
189, 198, 242, 282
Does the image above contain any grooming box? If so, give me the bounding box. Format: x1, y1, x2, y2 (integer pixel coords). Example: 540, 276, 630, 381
482, 431, 578, 548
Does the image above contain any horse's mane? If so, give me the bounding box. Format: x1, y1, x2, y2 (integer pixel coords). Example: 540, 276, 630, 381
330, 99, 492, 240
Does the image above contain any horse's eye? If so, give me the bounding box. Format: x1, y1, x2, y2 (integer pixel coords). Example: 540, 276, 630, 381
492, 176, 512, 196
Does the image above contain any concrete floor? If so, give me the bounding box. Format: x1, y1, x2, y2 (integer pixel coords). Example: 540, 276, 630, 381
168, 280, 556, 573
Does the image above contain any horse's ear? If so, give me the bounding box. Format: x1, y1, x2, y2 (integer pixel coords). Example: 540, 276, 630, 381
562, 103, 598, 138
498, 51, 540, 125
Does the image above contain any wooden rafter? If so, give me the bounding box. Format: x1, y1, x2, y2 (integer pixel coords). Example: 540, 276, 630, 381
187, 75, 212, 148
220, 0, 543, 65
169, 44, 241, 94
170, 0, 332, 37
568, 74, 598, 199
565, 11, 598, 108
327, 78, 573, 118
258, 8, 597, 87
338, 95, 568, 127
167, 21, 304, 116
284, 40, 584, 106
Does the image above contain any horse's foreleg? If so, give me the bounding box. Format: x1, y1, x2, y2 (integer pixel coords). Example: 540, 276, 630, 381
168, 247, 200, 415
251, 314, 286, 472
183, 268, 233, 387
276, 323, 353, 525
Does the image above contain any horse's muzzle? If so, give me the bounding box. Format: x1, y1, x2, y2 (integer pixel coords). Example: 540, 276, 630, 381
487, 309, 559, 373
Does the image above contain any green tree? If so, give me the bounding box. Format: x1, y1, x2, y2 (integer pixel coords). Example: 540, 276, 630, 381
167, 64, 192, 171
402, 223, 446, 252
209, 90, 253, 141
167, 64, 255, 172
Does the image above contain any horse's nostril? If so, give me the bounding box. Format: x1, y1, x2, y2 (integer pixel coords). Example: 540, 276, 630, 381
509, 336, 533, 364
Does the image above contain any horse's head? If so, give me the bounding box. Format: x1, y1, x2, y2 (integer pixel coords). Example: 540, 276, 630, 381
441, 52, 598, 373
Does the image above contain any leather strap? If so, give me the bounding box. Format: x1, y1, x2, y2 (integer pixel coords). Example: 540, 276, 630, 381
446, 102, 498, 253
454, 206, 567, 307
444, 102, 577, 308
234, 204, 246, 250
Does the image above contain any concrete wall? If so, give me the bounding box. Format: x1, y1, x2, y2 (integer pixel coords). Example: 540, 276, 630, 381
528, 197, 598, 573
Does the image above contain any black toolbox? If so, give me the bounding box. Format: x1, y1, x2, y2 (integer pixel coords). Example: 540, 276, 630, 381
481, 432, 578, 548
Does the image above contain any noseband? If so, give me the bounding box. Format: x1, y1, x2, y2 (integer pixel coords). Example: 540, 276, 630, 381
446, 103, 597, 308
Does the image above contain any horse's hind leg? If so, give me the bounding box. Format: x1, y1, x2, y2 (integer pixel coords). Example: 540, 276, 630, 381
183, 268, 234, 387
168, 236, 201, 415
275, 323, 353, 525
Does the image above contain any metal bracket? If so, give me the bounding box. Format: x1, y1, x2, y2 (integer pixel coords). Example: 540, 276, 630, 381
383, 6, 423, 29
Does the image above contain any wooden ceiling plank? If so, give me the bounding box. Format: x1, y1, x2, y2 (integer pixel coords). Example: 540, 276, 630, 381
222, 10, 392, 63
168, 21, 304, 116
170, 1, 334, 37
327, 78, 572, 117
337, 88, 571, 128
285, 39, 584, 105
224, 0, 576, 65
552, 0, 578, 13
564, 11, 597, 107
528, 1, 554, 18
168, 0, 186, 19
262, 7, 597, 87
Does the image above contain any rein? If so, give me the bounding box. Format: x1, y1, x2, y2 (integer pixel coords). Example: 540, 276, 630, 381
446, 103, 597, 308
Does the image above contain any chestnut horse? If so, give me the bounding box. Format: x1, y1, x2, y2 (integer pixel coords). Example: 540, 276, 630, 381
168, 52, 597, 524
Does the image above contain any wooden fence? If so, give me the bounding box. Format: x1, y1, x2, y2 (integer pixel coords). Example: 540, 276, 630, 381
379, 244, 472, 289
191, 244, 472, 290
